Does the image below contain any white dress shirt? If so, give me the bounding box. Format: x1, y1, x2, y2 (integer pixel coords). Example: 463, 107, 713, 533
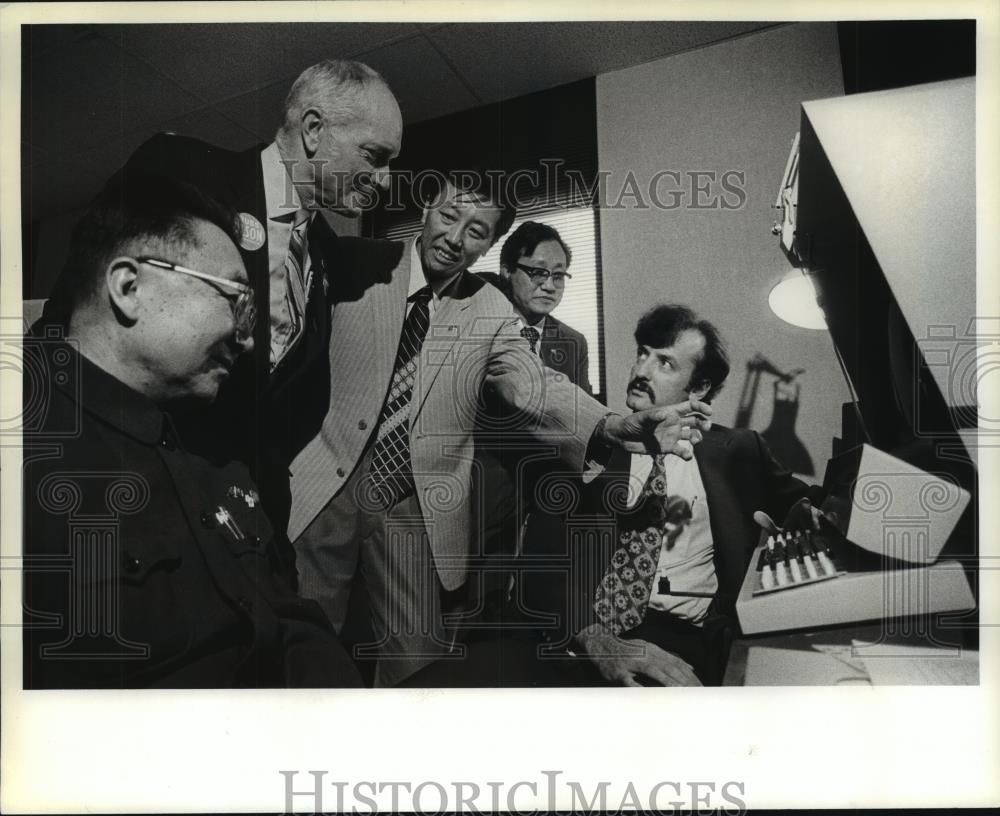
627, 451, 718, 624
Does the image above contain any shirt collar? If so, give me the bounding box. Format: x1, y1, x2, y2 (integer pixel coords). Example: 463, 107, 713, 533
56, 342, 167, 445
518, 315, 547, 334
262, 142, 307, 225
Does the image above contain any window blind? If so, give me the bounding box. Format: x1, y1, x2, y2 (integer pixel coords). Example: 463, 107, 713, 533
381, 206, 603, 397
369, 79, 605, 401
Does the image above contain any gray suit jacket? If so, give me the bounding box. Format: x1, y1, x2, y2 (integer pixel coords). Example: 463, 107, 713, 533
538, 314, 591, 395
287, 237, 608, 590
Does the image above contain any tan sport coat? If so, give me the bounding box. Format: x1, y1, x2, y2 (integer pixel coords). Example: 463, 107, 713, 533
287, 236, 607, 590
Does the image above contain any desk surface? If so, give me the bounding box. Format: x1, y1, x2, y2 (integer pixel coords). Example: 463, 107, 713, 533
724, 620, 978, 686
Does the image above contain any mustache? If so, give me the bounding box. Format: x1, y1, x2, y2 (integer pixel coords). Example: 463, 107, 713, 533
628, 378, 655, 399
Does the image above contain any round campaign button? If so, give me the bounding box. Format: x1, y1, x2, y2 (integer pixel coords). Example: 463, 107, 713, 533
237, 212, 266, 251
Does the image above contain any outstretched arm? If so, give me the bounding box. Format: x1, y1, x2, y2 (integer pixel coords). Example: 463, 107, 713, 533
484, 316, 711, 475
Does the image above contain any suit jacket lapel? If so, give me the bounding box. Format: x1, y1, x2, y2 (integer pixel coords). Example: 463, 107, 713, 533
412, 270, 473, 417
373, 238, 411, 393
694, 430, 746, 599
539, 317, 576, 380
539, 321, 557, 370
233, 145, 267, 218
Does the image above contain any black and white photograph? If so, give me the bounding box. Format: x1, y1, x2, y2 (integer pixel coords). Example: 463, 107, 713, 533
2, 0, 997, 812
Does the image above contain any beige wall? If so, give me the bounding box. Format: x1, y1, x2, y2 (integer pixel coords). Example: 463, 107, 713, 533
596, 22, 852, 476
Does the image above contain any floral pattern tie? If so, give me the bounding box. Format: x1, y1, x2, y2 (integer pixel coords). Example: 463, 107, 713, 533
593, 454, 675, 634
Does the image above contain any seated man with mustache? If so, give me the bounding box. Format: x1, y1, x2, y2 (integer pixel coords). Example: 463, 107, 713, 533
558, 304, 823, 686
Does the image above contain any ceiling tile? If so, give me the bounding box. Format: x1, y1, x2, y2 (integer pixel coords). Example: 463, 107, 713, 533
427, 21, 773, 104
361, 35, 479, 125
24, 35, 202, 156
24, 108, 261, 221
21, 20, 781, 219
211, 78, 294, 143
21, 24, 99, 57
153, 106, 263, 151
91, 22, 428, 106
24, 136, 138, 222
23, 140, 47, 167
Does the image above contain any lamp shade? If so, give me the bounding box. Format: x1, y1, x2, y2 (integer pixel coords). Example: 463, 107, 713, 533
768, 273, 826, 330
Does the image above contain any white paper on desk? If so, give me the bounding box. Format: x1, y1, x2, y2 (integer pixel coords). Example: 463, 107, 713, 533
852, 640, 979, 685
744, 646, 871, 686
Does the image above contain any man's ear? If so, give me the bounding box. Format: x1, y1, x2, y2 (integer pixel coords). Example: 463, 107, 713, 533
688, 379, 711, 401
498, 263, 511, 282
301, 107, 324, 155
105, 257, 141, 322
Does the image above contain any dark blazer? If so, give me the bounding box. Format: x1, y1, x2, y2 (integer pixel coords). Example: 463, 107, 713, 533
22, 344, 361, 688
532, 425, 821, 645
111, 133, 338, 533
538, 315, 591, 395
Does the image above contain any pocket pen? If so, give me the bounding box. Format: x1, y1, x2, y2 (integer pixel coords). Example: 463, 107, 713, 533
214, 505, 247, 543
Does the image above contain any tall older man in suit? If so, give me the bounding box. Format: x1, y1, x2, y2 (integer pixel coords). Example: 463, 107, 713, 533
288, 178, 713, 686
56, 60, 404, 536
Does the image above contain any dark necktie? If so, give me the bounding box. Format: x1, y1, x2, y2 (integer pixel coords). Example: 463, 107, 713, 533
368, 286, 433, 509
593, 454, 670, 634
520, 325, 540, 354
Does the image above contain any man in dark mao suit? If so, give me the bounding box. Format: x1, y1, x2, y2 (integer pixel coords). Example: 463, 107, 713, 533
23, 176, 360, 688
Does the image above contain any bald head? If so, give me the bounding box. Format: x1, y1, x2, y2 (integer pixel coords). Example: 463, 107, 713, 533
276, 59, 402, 216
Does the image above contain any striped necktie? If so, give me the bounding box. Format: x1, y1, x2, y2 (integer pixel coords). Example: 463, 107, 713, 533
271, 211, 311, 368
367, 286, 433, 509
285, 213, 310, 329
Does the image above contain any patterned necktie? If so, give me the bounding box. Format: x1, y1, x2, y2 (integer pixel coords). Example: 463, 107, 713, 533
271, 213, 310, 368
520, 325, 540, 354
368, 286, 433, 508
593, 454, 670, 634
